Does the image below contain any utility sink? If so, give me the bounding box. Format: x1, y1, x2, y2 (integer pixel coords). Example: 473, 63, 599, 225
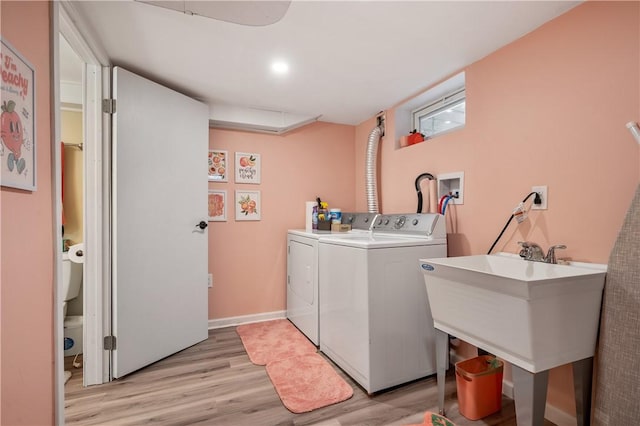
419, 254, 607, 373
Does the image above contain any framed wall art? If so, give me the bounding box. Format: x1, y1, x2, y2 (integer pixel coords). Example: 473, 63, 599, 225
234, 152, 260, 184
208, 189, 227, 221
208, 150, 228, 182
235, 190, 261, 221
1, 38, 36, 191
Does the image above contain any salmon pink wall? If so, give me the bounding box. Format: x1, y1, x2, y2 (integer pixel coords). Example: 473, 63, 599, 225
358, 1, 639, 261
1, 1, 54, 425
208, 122, 355, 319
355, 1, 639, 418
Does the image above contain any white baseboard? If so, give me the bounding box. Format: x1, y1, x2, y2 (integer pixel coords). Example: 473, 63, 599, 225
502, 379, 576, 426
543, 403, 577, 426
208, 310, 286, 330
450, 349, 465, 366
455, 355, 577, 426
502, 378, 515, 398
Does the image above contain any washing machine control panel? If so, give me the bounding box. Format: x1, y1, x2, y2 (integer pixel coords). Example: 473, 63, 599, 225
341, 213, 379, 230
371, 213, 444, 236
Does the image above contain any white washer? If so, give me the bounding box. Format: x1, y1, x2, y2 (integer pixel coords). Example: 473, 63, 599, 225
287, 213, 378, 345
318, 213, 447, 393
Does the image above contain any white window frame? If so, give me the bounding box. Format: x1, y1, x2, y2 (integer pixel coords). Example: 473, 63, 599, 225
412, 87, 466, 138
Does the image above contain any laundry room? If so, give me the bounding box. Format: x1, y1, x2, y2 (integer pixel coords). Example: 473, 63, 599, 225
1, 1, 639, 425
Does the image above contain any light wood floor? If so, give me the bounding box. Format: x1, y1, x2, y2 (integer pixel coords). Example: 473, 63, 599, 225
65, 326, 555, 426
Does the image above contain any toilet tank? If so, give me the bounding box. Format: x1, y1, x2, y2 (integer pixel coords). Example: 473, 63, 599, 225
62, 253, 83, 301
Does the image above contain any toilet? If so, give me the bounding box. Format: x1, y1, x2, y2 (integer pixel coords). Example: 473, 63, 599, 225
62, 252, 83, 358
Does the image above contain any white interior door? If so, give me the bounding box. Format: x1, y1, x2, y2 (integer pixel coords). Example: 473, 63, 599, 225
112, 67, 209, 378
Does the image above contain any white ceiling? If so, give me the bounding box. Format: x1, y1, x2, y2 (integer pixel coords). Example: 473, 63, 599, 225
67, 0, 580, 126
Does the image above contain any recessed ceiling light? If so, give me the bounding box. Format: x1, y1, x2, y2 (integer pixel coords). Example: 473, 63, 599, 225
271, 61, 289, 75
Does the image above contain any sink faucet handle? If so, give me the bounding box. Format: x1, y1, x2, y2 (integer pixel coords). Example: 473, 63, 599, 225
545, 244, 567, 264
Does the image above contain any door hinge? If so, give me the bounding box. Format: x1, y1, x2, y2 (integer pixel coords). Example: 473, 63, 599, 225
104, 335, 117, 350
287, 275, 290, 284
102, 99, 116, 114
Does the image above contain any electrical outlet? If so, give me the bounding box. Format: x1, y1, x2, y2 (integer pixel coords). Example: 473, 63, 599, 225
208, 273, 213, 288
531, 185, 548, 210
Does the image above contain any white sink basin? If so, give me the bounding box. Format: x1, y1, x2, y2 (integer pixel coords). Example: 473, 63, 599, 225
420, 254, 606, 372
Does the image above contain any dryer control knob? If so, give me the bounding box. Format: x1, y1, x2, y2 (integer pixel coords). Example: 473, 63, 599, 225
394, 216, 406, 229
412, 219, 419, 226
363, 217, 368, 223
384, 219, 390, 225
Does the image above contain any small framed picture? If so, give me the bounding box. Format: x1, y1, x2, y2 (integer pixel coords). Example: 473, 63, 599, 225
208, 150, 228, 182
235, 152, 261, 184
208, 190, 227, 221
1, 38, 36, 191
235, 190, 261, 221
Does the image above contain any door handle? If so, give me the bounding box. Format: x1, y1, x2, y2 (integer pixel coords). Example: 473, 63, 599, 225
196, 221, 208, 230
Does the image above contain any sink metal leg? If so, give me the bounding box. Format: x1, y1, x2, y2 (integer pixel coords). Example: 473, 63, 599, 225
435, 329, 449, 416
512, 365, 549, 426
572, 357, 593, 426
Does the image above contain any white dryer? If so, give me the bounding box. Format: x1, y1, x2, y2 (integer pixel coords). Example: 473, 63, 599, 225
318, 213, 446, 393
287, 213, 378, 345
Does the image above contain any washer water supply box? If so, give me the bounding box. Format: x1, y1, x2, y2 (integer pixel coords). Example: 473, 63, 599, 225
64, 315, 83, 357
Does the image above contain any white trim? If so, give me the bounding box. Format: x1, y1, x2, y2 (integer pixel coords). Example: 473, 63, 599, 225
81, 60, 106, 386
59, 2, 111, 386
544, 402, 577, 426
503, 376, 578, 426
51, 4, 65, 425
208, 311, 286, 330
455, 355, 577, 426
59, 1, 109, 65
503, 377, 515, 398
412, 88, 466, 139
411, 87, 465, 119
449, 348, 465, 366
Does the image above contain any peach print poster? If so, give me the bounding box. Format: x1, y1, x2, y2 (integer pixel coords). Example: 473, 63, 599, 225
235, 152, 260, 184
235, 190, 260, 221
208, 150, 227, 182
208, 190, 226, 221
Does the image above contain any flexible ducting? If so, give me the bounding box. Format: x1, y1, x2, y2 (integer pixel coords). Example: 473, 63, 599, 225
365, 122, 384, 213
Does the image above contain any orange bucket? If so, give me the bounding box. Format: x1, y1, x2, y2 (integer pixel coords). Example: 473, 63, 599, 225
455, 355, 503, 420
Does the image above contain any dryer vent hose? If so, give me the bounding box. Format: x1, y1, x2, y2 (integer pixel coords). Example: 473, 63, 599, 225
365, 126, 384, 213
365, 115, 385, 214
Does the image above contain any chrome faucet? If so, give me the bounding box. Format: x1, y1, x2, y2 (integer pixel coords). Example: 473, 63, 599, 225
518, 241, 545, 262
518, 242, 566, 264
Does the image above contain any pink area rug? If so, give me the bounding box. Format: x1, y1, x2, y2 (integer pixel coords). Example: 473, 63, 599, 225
266, 353, 354, 414
236, 319, 317, 365
236, 319, 354, 413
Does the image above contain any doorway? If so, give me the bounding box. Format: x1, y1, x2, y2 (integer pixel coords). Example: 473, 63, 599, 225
56, 0, 110, 393
59, 32, 85, 385
54, 4, 210, 423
